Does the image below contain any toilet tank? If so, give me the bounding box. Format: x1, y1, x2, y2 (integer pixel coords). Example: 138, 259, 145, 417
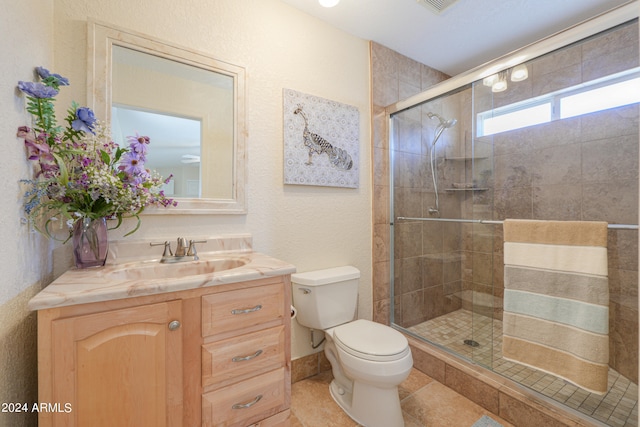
291, 266, 360, 330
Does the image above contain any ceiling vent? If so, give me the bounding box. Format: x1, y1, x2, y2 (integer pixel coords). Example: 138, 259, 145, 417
417, 0, 459, 14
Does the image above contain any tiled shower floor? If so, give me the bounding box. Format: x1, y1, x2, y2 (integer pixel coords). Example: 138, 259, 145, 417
407, 309, 638, 427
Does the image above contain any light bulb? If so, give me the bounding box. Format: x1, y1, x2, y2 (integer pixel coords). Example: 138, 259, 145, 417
319, 0, 339, 7
492, 71, 508, 92
511, 64, 528, 82
483, 75, 498, 87
492, 79, 508, 92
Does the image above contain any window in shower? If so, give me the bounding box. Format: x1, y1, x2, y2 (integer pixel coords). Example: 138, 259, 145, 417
478, 101, 551, 136
560, 72, 640, 118
477, 67, 640, 137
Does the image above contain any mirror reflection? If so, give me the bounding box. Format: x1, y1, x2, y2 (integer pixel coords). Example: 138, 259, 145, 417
112, 106, 202, 197
111, 45, 233, 199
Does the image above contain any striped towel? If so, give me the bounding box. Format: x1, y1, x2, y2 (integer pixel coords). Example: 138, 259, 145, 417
502, 219, 609, 394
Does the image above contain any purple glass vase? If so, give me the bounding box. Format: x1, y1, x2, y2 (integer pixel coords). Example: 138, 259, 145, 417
72, 217, 109, 269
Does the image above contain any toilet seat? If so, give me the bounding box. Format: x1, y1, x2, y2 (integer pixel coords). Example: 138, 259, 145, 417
333, 319, 410, 362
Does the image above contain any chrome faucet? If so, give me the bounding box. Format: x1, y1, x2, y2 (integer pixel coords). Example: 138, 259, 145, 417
150, 238, 207, 263
175, 237, 189, 257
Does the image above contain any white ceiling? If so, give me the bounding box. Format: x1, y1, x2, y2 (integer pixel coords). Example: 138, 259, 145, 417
279, 0, 633, 76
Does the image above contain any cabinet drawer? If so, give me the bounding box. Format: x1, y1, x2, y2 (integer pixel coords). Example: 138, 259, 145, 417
202, 368, 286, 427
202, 282, 284, 337
248, 409, 290, 427
202, 326, 285, 389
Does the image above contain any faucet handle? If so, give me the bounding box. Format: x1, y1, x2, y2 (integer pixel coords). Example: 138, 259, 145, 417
150, 241, 173, 257
175, 237, 189, 257
187, 239, 207, 260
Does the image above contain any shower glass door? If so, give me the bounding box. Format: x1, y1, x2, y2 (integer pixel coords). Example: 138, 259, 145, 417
390, 83, 497, 367
388, 16, 639, 427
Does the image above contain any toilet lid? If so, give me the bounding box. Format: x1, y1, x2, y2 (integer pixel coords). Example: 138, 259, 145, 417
333, 319, 409, 362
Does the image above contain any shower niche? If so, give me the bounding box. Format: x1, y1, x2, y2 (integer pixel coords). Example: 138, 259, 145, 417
387, 11, 639, 427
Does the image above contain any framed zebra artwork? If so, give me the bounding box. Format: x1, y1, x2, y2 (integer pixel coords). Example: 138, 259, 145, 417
283, 88, 359, 188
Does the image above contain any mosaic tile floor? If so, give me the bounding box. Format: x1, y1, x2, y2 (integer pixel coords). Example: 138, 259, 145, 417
408, 309, 638, 427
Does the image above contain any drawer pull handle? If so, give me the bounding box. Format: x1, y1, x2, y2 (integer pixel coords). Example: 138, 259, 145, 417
232, 349, 263, 362
232, 394, 263, 410
231, 304, 262, 315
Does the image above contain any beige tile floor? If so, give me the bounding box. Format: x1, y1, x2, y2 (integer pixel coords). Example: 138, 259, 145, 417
290, 368, 514, 427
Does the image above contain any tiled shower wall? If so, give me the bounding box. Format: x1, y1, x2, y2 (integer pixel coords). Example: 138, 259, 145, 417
476, 21, 639, 382
371, 20, 639, 384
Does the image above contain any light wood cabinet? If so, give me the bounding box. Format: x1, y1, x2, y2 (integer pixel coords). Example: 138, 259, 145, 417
36, 275, 291, 427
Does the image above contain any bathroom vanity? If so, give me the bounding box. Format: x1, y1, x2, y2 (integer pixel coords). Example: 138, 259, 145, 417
29, 236, 295, 427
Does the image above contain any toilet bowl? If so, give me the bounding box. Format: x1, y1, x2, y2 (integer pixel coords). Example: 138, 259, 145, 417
291, 266, 413, 427
325, 319, 412, 427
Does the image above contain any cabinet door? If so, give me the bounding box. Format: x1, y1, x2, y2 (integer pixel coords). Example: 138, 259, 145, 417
50, 300, 182, 427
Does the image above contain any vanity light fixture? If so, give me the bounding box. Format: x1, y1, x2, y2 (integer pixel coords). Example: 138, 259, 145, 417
319, 0, 340, 7
484, 64, 529, 92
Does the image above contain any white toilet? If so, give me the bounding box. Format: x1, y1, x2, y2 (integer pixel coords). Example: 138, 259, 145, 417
291, 266, 413, 427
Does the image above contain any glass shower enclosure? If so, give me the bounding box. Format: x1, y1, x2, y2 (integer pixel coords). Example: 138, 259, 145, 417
389, 14, 639, 427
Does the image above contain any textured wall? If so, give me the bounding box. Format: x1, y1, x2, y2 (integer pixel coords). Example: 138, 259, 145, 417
52, 0, 371, 360
1, 0, 54, 425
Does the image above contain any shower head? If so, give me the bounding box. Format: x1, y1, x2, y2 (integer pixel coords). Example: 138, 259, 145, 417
428, 112, 457, 146
442, 118, 457, 129
427, 112, 457, 129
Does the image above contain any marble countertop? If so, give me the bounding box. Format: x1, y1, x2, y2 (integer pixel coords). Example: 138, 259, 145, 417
28, 235, 296, 311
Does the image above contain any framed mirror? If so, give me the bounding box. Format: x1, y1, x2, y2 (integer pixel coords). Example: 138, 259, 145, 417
88, 21, 246, 214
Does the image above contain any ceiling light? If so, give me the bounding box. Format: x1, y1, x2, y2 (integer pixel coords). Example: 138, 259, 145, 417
484, 65, 528, 91
319, 0, 339, 7
511, 64, 529, 82
181, 154, 201, 164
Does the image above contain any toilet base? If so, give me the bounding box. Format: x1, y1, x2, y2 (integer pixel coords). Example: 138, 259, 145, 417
329, 379, 353, 417
329, 378, 405, 427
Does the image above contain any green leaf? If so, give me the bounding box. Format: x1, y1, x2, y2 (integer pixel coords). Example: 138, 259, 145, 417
50, 152, 69, 185
123, 215, 141, 236
109, 215, 123, 231
100, 150, 111, 165
113, 147, 127, 164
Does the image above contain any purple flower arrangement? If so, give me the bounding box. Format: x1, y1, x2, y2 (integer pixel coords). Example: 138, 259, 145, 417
16, 67, 177, 238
